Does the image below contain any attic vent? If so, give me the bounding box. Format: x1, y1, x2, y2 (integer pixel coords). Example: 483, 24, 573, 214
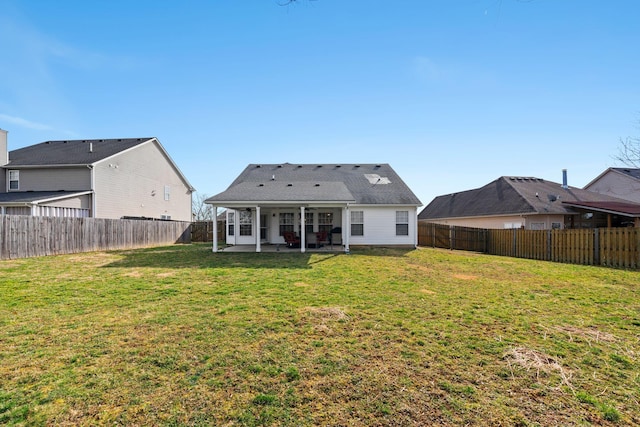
314, 183, 320, 187
336, 165, 341, 168
258, 183, 264, 187
256, 165, 261, 168
277, 165, 283, 168
317, 165, 322, 168
375, 164, 381, 168
355, 165, 360, 168
287, 183, 293, 187
297, 165, 302, 168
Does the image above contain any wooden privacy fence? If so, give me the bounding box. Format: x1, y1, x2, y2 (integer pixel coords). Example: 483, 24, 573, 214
0, 216, 191, 260
418, 222, 640, 269
190, 220, 225, 243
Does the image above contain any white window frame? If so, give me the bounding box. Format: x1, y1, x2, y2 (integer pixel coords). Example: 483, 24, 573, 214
395, 210, 409, 236
279, 212, 294, 236
228, 211, 235, 236
239, 210, 252, 236
351, 210, 364, 236
9, 170, 19, 190
164, 185, 170, 201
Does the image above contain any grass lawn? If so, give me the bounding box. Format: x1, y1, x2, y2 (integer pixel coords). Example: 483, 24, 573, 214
1, 244, 639, 426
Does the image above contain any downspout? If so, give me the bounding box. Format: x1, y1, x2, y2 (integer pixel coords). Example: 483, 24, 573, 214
344, 204, 350, 253
88, 165, 96, 217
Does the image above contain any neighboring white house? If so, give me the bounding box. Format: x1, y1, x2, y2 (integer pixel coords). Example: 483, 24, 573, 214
205, 163, 422, 252
0, 129, 194, 221
584, 168, 640, 204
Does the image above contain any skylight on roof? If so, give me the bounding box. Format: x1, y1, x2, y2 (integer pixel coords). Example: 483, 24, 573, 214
364, 174, 391, 185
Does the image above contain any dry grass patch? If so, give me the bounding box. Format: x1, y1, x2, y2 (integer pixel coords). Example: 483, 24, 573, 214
504, 346, 574, 389
553, 325, 618, 344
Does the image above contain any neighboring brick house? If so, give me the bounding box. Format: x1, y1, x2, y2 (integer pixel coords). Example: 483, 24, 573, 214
0, 130, 194, 221
419, 171, 640, 229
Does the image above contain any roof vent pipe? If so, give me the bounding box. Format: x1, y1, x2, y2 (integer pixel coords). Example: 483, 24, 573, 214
562, 169, 568, 189
89, 142, 93, 153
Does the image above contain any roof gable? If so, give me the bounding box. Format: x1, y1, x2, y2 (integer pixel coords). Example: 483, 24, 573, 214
207, 163, 421, 205
419, 176, 635, 220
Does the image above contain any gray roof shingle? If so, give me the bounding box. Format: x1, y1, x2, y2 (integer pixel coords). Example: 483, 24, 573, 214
5, 138, 153, 166
207, 163, 421, 205
418, 176, 635, 220
0, 191, 90, 203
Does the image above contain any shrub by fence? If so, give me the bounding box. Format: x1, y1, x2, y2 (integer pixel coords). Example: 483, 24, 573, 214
0, 216, 191, 260
419, 222, 640, 269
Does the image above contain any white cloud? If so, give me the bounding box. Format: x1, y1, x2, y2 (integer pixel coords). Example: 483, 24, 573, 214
0, 114, 54, 131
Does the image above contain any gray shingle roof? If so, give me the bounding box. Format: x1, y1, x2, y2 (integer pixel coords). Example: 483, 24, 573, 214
611, 167, 640, 180
0, 191, 90, 204
206, 163, 421, 205
419, 176, 635, 220
6, 138, 153, 166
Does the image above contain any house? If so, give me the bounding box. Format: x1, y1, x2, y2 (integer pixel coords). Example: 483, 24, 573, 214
0, 129, 194, 221
205, 163, 422, 252
418, 171, 640, 229
583, 167, 640, 204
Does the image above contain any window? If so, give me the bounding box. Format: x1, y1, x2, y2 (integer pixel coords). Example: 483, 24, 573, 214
305, 211, 314, 234
351, 210, 363, 236
279, 212, 294, 236
9, 170, 19, 190
318, 212, 333, 234
161, 214, 171, 220
530, 222, 545, 230
164, 185, 170, 201
228, 211, 235, 236
396, 210, 409, 236
239, 210, 252, 236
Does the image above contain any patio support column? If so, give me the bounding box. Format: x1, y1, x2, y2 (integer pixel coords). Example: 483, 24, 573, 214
300, 206, 306, 253
255, 206, 261, 253
344, 206, 350, 253
212, 206, 218, 252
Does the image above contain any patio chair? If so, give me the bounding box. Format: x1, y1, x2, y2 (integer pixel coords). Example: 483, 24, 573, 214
283, 231, 301, 248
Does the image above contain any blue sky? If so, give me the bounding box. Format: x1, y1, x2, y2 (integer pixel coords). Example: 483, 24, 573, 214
1, 0, 639, 206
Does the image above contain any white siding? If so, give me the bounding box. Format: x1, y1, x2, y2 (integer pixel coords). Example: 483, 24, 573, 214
348, 206, 418, 246
93, 141, 192, 220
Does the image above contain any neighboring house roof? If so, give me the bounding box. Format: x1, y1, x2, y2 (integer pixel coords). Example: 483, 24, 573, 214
584, 167, 640, 188
4, 137, 194, 191
0, 190, 92, 204
206, 163, 422, 206
419, 176, 637, 220
561, 201, 640, 217
5, 138, 151, 166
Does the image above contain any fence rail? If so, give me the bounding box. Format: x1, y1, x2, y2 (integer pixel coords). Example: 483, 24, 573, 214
0, 216, 191, 260
418, 222, 640, 269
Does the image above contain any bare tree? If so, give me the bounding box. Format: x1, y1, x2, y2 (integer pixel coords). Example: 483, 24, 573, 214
192, 192, 214, 221
615, 121, 640, 167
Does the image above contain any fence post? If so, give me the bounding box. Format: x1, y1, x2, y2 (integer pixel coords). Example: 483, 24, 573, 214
594, 229, 600, 266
